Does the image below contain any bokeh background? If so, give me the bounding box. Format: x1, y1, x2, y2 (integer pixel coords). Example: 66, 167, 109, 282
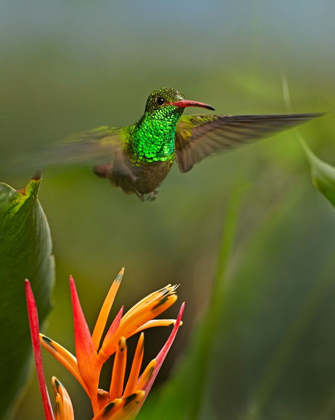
1, 0, 335, 419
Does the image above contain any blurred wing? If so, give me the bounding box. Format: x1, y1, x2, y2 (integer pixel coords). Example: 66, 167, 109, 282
43, 126, 123, 166
175, 113, 324, 173
10, 126, 137, 179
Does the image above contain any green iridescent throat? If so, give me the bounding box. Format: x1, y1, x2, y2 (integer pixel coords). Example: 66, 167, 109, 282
127, 108, 182, 163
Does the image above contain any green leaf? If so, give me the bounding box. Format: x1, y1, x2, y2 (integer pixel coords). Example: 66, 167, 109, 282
302, 140, 335, 207
0, 173, 54, 419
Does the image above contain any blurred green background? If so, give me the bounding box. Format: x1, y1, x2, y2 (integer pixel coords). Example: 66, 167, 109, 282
1, 0, 335, 418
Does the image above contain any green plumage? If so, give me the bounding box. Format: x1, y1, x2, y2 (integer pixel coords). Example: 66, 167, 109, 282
46, 87, 323, 201
126, 88, 185, 164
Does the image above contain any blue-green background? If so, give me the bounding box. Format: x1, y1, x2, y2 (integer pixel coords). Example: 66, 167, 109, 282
1, 0, 335, 418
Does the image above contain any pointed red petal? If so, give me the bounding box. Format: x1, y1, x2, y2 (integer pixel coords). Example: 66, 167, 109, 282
105, 306, 124, 342
69, 276, 100, 413
25, 280, 55, 420
97, 306, 124, 364
131, 304, 185, 419
142, 302, 185, 395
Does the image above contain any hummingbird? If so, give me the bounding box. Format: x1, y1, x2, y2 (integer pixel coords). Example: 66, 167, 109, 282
41, 87, 323, 201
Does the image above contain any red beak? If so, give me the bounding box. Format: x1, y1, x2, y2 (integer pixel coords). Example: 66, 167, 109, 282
169, 99, 215, 111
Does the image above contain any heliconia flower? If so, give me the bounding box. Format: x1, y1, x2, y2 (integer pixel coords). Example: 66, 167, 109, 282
25, 269, 184, 420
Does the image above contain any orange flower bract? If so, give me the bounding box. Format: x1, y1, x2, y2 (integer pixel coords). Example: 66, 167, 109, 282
25, 269, 184, 420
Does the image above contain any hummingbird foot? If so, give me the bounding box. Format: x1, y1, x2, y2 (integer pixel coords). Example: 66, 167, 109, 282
147, 189, 159, 202
135, 190, 145, 201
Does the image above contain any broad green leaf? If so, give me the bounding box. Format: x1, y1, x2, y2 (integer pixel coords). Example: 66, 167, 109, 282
302, 140, 335, 207
0, 173, 54, 419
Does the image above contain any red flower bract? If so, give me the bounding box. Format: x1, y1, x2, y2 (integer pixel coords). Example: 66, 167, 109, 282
25, 269, 185, 420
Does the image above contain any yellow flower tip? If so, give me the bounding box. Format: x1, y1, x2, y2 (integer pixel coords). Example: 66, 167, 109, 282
123, 390, 145, 409
133, 318, 183, 335
139, 332, 145, 352
151, 293, 178, 313
135, 359, 157, 391
51, 377, 75, 420
118, 337, 127, 352
117, 267, 125, 282
157, 284, 178, 300
93, 398, 123, 420
51, 376, 60, 397
167, 320, 183, 327
158, 284, 179, 297
96, 392, 145, 420
145, 360, 156, 380
40, 333, 55, 349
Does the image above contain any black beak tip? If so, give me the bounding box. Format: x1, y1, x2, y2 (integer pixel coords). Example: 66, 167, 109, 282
207, 105, 215, 111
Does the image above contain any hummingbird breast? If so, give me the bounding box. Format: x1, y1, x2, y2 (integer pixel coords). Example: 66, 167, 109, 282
134, 160, 174, 193
109, 154, 174, 196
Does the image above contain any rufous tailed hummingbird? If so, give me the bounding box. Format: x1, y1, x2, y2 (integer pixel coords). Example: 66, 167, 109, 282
38, 87, 323, 201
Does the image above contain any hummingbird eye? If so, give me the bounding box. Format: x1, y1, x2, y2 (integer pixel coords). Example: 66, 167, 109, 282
155, 96, 165, 106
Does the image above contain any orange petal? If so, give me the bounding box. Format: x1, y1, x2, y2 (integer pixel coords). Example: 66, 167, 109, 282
123, 285, 176, 319
54, 395, 62, 420
117, 295, 177, 348
123, 333, 144, 397
109, 337, 127, 400
92, 268, 124, 351
133, 319, 183, 334
52, 377, 74, 420
39, 334, 88, 395
100, 286, 178, 358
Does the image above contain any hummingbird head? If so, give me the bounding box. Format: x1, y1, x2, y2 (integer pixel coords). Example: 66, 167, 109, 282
144, 87, 215, 118
131, 88, 214, 162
